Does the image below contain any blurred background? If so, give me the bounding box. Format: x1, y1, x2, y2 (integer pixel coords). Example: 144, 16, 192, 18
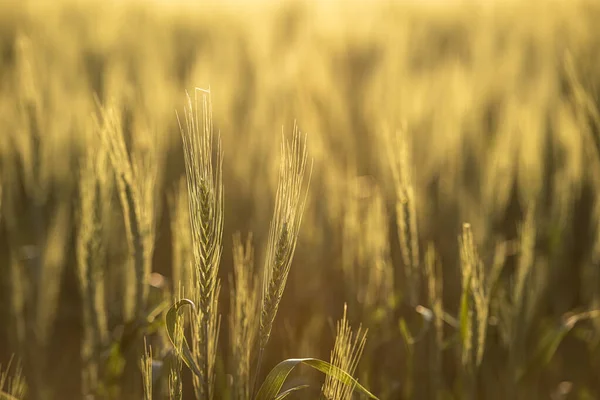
2, 0, 600, 398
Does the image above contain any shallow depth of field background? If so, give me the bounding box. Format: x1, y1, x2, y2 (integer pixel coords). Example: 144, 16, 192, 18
2, 0, 600, 398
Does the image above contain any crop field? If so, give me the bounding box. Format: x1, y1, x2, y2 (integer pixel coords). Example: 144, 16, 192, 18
2, 0, 600, 399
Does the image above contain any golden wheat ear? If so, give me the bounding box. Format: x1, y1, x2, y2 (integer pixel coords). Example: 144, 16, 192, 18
322, 304, 367, 400
383, 127, 420, 306
253, 123, 312, 391
177, 87, 224, 400
99, 103, 159, 323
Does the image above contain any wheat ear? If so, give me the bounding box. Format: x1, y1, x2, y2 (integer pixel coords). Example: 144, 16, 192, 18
99, 104, 158, 322
76, 125, 109, 397
254, 124, 312, 392
178, 87, 223, 400
322, 304, 367, 400
384, 127, 420, 305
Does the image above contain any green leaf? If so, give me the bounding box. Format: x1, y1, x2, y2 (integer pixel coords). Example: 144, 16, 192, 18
255, 358, 379, 400
273, 384, 309, 400
165, 299, 203, 378
517, 315, 580, 382
539, 326, 570, 366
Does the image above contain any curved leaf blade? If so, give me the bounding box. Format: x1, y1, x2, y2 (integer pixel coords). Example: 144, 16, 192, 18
255, 358, 378, 400
303, 359, 378, 399
165, 299, 203, 378
274, 384, 309, 400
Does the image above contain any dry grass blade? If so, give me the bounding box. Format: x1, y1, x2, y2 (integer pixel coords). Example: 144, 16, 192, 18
177, 87, 224, 400
322, 304, 368, 400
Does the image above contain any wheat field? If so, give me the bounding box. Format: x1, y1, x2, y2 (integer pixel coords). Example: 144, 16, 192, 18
1, 0, 600, 399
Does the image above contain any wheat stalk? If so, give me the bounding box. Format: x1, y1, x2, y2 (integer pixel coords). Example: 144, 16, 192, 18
254, 124, 312, 392
507, 204, 537, 383
229, 232, 260, 400
99, 104, 159, 322
178, 87, 224, 400
384, 127, 420, 306
458, 222, 506, 397
168, 286, 185, 400
1, 46, 72, 397
342, 175, 394, 319
76, 125, 110, 397
425, 244, 443, 400
513, 205, 536, 329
